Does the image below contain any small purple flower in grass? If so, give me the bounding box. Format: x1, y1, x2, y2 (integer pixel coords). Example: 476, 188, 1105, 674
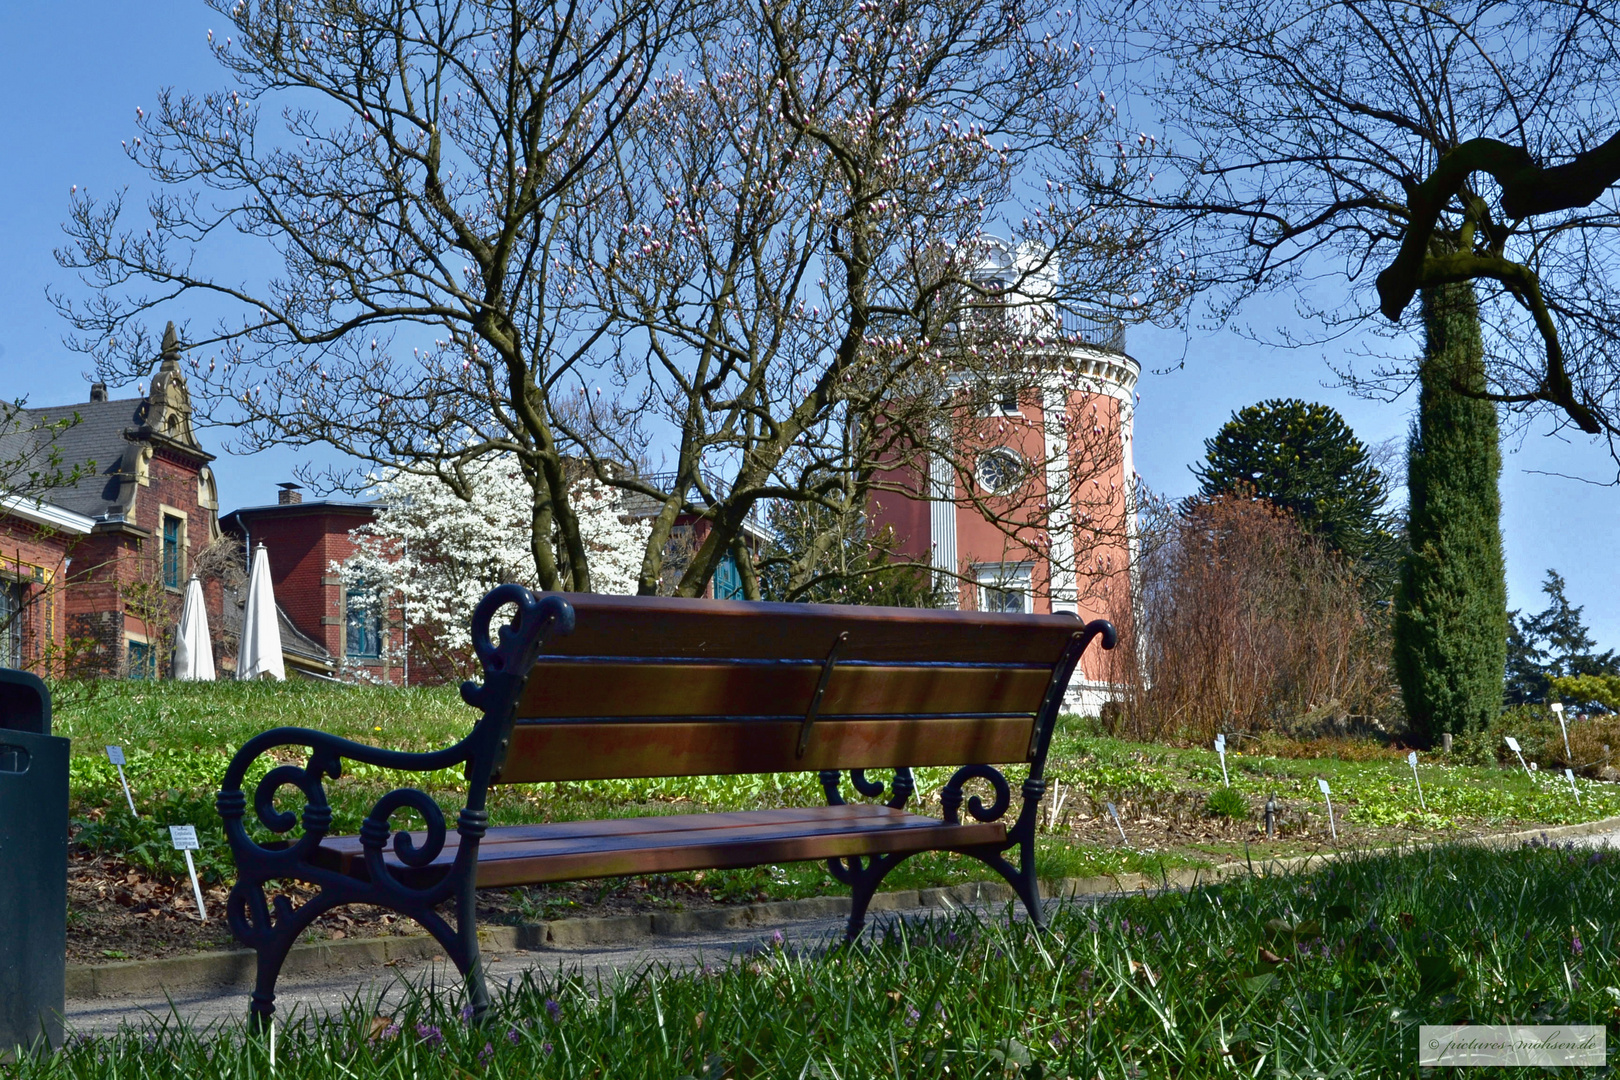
381, 1023, 401, 1040
478, 1042, 495, 1064
415, 1022, 444, 1047
506, 1027, 522, 1045
543, 1041, 555, 1054
904, 1005, 921, 1027
772, 929, 785, 947
545, 998, 562, 1023
1573, 932, 1585, 957
461, 1004, 475, 1023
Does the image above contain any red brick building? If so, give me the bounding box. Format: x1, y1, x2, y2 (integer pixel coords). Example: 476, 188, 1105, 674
219, 489, 405, 681
0, 324, 226, 677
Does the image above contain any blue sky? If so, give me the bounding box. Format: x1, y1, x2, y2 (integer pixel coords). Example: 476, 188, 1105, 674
2, 2, 1615, 646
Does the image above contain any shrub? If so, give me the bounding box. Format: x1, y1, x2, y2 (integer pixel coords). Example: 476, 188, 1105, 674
1205, 785, 1249, 820
1106, 493, 1396, 743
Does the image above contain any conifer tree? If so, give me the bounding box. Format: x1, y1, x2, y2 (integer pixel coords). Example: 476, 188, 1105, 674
1393, 280, 1508, 739
1192, 398, 1395, 569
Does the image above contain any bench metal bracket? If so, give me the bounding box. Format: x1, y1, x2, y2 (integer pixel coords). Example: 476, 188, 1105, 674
797, 631, 848, 758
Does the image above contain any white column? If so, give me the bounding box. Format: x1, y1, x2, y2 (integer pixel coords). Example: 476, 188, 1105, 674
928, 448, 958, 602
1042, 378, 1077, 616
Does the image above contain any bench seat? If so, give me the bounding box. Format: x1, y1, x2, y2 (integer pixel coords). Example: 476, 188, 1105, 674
312, 804, 1008, 888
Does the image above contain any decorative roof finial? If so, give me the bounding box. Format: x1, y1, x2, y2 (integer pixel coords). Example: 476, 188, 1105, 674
160, 321, 180, 370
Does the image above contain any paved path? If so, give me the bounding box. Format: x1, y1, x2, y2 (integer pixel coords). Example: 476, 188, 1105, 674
65, 894, 1099, 1037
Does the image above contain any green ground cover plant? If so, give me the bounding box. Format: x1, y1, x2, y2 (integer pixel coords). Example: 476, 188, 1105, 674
19, 842, 1620, 1077
53, 682, 1620, 903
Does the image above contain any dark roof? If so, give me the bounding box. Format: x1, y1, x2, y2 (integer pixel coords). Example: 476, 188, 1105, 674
219, 499, 384, 535
220, 583, 333, 670
12, 396, 150, 518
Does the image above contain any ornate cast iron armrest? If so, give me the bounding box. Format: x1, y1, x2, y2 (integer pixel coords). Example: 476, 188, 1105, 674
216, 587, 576, 876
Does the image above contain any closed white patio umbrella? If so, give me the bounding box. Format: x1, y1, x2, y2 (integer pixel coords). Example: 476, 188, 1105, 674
172, 575, 215, 680
238, 543, 284, 681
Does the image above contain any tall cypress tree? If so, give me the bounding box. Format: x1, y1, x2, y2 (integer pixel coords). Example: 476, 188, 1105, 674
1393, 279, 1508, 739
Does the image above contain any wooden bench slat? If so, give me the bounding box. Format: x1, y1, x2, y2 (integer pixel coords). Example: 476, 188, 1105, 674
318, 804, 904, 860
515, 662, 1052, 719
494, 716, 1035, 782
310, 806, 1007, 887
533, 593, 1082, 663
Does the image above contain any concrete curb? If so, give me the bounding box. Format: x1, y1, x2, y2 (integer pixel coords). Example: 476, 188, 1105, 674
65, 814, 1620, 1000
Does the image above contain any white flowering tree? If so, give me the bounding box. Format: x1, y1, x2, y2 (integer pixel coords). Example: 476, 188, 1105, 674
337, 456, 650, 682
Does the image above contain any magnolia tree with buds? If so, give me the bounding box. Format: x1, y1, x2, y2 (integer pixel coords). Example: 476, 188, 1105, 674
56, 0, 1177, 599
337, 456, 648, 681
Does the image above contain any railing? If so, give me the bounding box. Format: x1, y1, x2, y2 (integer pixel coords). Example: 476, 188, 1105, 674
953, 302, 1127, 355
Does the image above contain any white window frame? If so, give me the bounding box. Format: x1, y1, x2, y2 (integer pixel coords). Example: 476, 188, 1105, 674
976, 562, 1033, 614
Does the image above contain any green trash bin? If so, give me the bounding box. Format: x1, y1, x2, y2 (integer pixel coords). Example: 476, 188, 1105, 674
0, 669, 66, 1055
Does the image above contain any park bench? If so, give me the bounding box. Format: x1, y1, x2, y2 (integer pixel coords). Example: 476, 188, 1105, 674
216, 585, 1114, 1024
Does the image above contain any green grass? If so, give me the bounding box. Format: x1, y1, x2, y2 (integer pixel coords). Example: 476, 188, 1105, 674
51, 681, 1620, 901
22, 842, 1620, 1077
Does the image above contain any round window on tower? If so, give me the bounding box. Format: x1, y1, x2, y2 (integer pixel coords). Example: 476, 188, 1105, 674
976, 449, 1024, 494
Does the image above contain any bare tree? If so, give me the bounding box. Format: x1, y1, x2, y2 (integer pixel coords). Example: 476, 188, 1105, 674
56, 0, 1173, 598
55, 0, 694, 592
1092, 0, 1620, 454
568, 0, 1173, 595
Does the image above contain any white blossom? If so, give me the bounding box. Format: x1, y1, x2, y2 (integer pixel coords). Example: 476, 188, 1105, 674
334, 455, 650, 680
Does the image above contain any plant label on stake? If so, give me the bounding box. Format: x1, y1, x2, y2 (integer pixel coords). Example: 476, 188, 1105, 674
1505, 736, 1533, 778
1317, 778, 1338, 841
169, 825, 207, 921
1105, 801, 1128, 845
1565, 768, 1582, 806
1407, 751, 1426, 810
105, 745, 137, 816
1215, 733, 1230, 787
1553, 703, 1571, 762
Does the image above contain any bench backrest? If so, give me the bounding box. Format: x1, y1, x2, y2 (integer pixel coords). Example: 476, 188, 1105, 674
486, 592, 1101, 784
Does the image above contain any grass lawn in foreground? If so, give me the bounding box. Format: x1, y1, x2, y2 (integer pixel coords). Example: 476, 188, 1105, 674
48, 680, 1620, 961
28, 842, 1620, 1078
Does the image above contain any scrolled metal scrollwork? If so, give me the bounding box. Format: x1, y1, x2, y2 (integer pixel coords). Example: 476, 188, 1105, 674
461, 586, 573, 714
819, 766, 915, 810
358, 787, 454, 896
940, 764, 1012, 825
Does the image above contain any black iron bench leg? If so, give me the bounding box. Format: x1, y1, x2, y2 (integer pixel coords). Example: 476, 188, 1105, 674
832, 852, 912, 940
457, 870, 492, 1023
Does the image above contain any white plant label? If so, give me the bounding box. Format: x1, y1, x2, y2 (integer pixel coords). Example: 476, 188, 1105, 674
1105, 801, 1128, 845
1317, 778, 1338, 841
105, 745, 137, 816
1566, 768, 1582, 806
170, 825, 207, 921
1554, 704, 1571, 762
1215, 734, 1230, 788
1407, 751, 1426, 810
1505, 736, 1533, 778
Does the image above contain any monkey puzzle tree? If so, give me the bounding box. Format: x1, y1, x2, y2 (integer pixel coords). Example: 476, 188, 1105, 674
1192, 398, 1396, 569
